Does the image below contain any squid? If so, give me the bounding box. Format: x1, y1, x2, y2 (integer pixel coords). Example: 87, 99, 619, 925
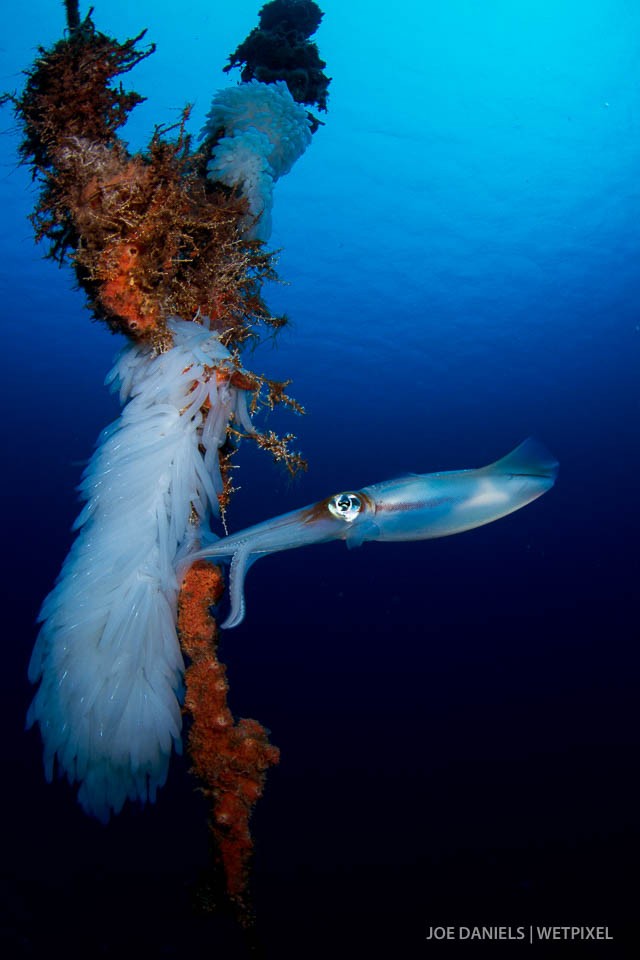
186, 438, 558, 628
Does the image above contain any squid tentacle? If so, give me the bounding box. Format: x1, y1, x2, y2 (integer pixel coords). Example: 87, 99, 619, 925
223, 541, 255, 629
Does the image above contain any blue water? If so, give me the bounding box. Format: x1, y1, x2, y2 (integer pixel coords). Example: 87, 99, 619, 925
1, 1, 638, 956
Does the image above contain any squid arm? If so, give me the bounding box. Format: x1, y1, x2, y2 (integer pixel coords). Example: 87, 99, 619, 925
185, 438, 558, 629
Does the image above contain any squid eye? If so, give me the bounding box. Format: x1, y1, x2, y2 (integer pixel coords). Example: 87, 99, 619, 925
328, 492, 362, 522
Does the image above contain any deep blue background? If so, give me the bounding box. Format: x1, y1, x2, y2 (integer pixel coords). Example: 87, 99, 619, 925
1, 1, 638, 956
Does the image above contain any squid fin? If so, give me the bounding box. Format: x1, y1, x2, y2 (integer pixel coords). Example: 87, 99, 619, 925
488, 437, 559, 481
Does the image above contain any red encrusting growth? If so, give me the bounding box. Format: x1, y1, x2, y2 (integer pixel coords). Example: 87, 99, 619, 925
5, 1, 328, 917
98, 240, 158, 338
177, 561, 280, 910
